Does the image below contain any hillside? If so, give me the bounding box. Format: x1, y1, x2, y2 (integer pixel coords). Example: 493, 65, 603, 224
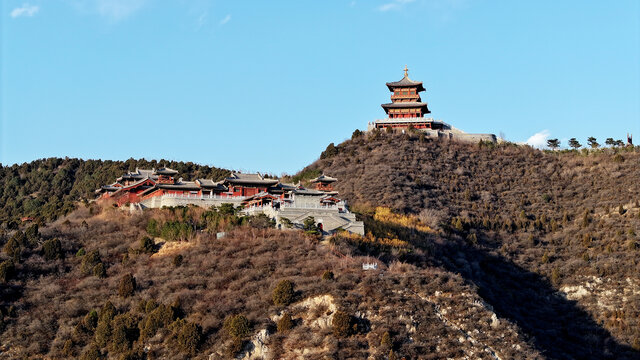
0, 158, 230, 224
301, 130, 640, 357
0, 133, 639, 359
0, 203, 543, 359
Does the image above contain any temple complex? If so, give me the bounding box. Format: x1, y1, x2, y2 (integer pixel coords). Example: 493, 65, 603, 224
96, 169, 364, 235
369, 66, 496, 143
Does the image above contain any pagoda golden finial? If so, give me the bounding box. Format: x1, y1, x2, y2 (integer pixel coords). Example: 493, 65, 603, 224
403, 65, 409, 77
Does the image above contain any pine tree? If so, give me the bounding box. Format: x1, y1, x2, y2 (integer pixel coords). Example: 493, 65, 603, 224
568, 138, 581, 149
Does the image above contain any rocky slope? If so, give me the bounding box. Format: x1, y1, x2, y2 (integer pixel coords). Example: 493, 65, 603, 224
302, 131, 640, 358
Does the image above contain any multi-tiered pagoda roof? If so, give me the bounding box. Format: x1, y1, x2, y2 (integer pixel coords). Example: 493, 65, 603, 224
381, 66, 430, 118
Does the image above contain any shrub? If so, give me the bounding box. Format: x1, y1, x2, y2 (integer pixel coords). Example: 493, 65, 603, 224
83, 310, 99, 331
173, 254, 183, 267
618, 205, 625, 215
172, 319, 202, 355
453, 218, 464, 232
351, 129, 363, 139
0, 260, 15, 283
76, 248, 86, 257
109, 313, 138, 353
277, 312, 293, 332
551, 268, 561, 286
541, 253, 549, 264
320, 143, 338, 159
42, 238, 63, 261
272, 279, 295, 306
247, 213, 276, 229
280, 217, 294, 229
92, 263, 107, 278
99, 301, 117, 322
95, 320, 112, 348
139, 236, 156, 254
146, 219, 159, 237
303, 217, 320, 235
322, 270, 334, 281
140, 304, 176, 339
332, 310, 354, 337
144, 299, 158, 313
226, 337, 244, 358
224, 314, 251, 339
388, 349, 399, 360
95, 302, 116, 347
118, 274, 136, 298
0, 260, 16, 282
466, 233, 478, 245
380, 331, 392, 348
81, 250, 102, 275
61, 339, 74, 357
25, 224, 39, 246
79, 343, 102, 360
3, 238, 21, 261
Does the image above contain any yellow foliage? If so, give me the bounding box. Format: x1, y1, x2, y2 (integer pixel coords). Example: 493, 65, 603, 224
362, 232, 409, 248
373, 207, 432, 233
331, 230, 409, 249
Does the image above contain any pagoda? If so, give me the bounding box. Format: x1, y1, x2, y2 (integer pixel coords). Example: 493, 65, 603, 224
382, 65, 430, 119
371, 66, 446, 131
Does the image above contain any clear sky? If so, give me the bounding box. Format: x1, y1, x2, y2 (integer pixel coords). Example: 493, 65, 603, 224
2, 0, 639, 174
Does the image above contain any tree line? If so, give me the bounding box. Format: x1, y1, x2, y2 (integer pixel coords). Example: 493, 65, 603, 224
546, 136, 630, 150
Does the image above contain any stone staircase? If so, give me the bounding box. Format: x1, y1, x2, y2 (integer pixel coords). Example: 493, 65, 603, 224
275, 208, 364, 235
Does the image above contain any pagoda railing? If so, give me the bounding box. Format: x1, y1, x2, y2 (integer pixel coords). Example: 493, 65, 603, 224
244, 202, 348, 212
373, 117, 437, 123
162, 193, 246, 201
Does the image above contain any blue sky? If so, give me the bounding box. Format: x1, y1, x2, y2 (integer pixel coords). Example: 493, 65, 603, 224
2, 0, 639, 174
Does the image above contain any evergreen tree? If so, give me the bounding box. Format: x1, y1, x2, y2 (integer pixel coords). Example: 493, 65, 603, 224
272, 279, 295, 306
568, 138, 581, 149
42, 238, 63, 260
118, 273, 136, 298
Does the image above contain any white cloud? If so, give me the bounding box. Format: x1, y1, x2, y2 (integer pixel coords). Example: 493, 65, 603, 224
526, 130, 551, 148
97, 0, 146, 21
10, 4, 39, 18
378, 0, 415, 12
196, 11, 208, 29
219, 14, 231, 26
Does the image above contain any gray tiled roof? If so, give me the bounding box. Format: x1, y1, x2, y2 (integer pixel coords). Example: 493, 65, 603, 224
196, 179, 228, 191
154, 167, 179, 176
157, 181, 201, 191
386, 76, 425, 92
195, 179, 216, 187
311, 174, 337, 183
381, 101, 429, 109
225, 172, 279, 186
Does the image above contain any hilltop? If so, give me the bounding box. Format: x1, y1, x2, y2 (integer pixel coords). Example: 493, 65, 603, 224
301, 130, 640, 356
